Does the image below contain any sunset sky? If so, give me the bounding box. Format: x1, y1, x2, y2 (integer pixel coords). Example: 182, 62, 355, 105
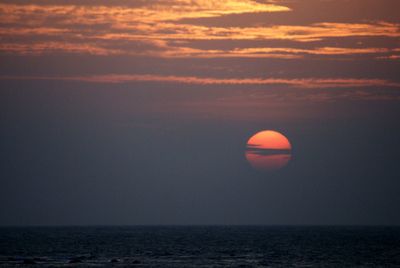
1, 0, 400, 225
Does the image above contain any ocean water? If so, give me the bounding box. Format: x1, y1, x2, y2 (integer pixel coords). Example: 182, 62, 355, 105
0, 226, 399, 267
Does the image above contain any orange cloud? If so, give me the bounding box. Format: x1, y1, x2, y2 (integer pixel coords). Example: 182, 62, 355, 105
153, 46, 392, 58
0, 40, 396, 59
96, 22, 400, 42
0, 42, 123, 55
1, 74, 399, 89
1, 2, 399, 59
0, 1, 290, 25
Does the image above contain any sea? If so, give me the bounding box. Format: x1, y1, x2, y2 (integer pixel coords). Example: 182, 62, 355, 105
0, 226, 399, 267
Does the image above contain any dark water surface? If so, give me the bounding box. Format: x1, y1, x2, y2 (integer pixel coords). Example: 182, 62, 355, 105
0, 226, 399, 267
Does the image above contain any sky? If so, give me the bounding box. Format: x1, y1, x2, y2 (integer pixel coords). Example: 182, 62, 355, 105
1, 0, 400, 225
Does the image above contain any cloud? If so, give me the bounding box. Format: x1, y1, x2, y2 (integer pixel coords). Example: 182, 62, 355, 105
2, 74, 400, 89
150, 46, 393, 58
382, 55, 400, 60
0, 1, 399, 104
0, 42, 123, 55
1, 2, 399, 59
2, 40, 393, 58
0, 1, 290, 25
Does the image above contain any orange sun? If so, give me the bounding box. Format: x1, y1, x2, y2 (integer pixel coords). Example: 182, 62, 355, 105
245, 130, 292, 171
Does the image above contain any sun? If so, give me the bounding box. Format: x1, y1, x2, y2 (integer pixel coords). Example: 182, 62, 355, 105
247, 130, 292, 150
245, 130, 292, 171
